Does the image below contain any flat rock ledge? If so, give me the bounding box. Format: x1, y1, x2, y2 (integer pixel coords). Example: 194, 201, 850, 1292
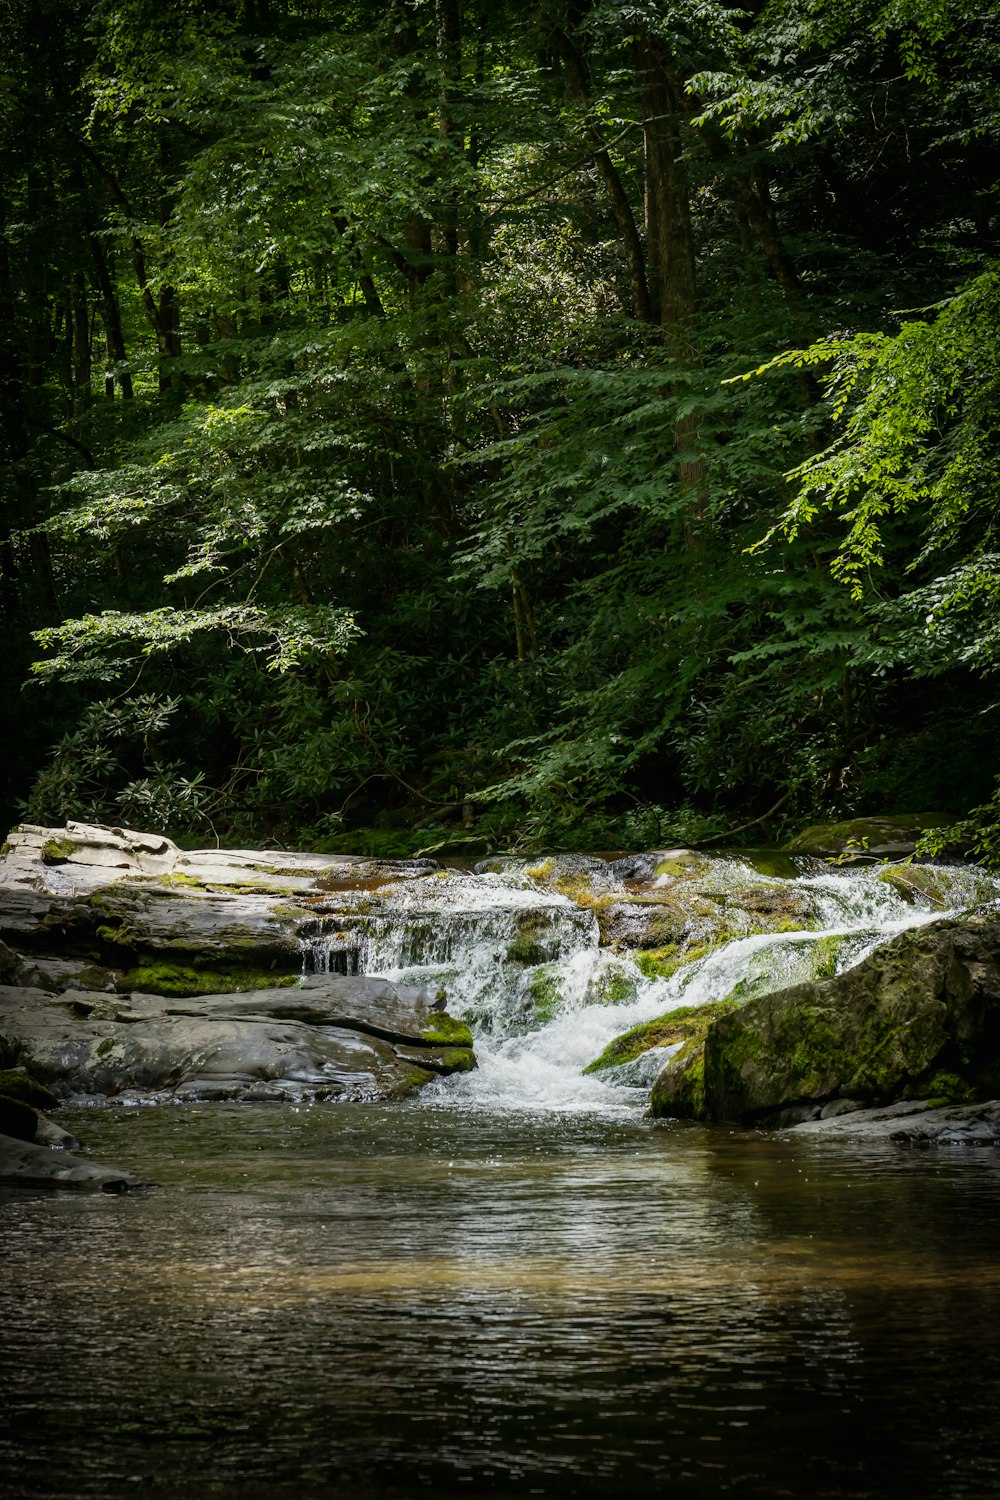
0, 822, 476, 1105
0, 973, 475, 1105
785, 1098, 1000, 1145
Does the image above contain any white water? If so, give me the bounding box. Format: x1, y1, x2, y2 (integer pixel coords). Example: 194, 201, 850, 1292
301, 855, 1000, 1117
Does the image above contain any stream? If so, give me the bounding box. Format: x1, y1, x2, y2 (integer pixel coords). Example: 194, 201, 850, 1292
3, 855, 1000, 1496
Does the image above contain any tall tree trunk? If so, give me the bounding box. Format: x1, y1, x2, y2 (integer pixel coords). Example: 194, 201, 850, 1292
549, 23, 654, 325
70, 271, 91, 416
86, 228, 134, 399
388, 0, 434, 290
436, 0, 462, 282
635, 33, 706, 540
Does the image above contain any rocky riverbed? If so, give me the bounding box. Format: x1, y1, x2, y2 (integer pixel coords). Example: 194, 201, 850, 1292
2, 818, 1000, 1187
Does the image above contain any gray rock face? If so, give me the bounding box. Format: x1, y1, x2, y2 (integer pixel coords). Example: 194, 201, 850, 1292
0, 973, 475, 1103
786, 1097, 1000, 1144
0, 822, 475, 1104
650, 919, 1000, 1124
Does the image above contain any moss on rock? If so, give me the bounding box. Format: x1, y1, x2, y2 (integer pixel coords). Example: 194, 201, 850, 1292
584, 998, 740, 1075
119, 962, 299, 998
648, 1038, 707, 1119
420, 1013, 474, 1049
0, 1067, 57, 1111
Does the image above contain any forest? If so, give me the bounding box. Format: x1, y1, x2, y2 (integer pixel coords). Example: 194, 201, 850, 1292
1, 0, 998, 856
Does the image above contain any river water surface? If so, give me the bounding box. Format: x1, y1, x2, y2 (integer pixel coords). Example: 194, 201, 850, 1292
3, 1102, 1000, 1498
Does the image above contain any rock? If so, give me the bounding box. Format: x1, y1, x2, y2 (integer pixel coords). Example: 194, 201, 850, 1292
784, 813, 955, 860
1, 820, 440, 895
0, 823, 449, 999
786, 1097, 1000, 1145
0, 972, 475, 1104
649, 919, 1000, 1124
585, 999, 740, 1076
0, 1096, 80, 1148
0, 1134, 151, 1191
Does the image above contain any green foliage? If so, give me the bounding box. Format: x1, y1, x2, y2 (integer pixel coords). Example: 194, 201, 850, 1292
2, 0, 998, 848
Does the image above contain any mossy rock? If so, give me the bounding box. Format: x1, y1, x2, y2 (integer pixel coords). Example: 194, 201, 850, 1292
0, 1066, 58, 1111
877, 865, 949, 907
119, 962, 300, 998
528, 964, 563, 1022
653, 852, 710, 879
420, 1013, 474, 1049
40, 836, 80, 864
584, 998, 740, 1075
648, 1038, 706, 1119
784, 814, 953, 860
698, 920, 1000, 1123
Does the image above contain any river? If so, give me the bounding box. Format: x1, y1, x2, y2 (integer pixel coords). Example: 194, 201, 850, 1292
2, 855, 1000, 1496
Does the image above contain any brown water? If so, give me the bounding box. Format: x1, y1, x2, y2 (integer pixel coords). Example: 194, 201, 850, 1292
2, 1102, 1000, 1498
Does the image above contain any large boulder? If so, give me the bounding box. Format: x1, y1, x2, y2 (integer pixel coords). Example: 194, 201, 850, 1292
783, 813, 954, 860
649, 919, 1000, 1124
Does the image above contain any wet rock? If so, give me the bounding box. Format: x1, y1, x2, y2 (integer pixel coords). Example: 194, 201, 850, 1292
650, 919, 1000, 1124
0, 1134, 150, 1191
784, 813, 955, 861
0, 972, 475, 1104
786, 1097, 1000, 1145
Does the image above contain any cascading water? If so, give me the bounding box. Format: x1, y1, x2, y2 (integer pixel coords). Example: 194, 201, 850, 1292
300, 854, 1000, 1115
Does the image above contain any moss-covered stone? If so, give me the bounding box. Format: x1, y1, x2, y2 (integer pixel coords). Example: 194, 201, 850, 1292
648, 1038, 706, 1119
653, 852, 708, 879
528, 964, 562, 1022
41, 836, 79, 864
698, 920, 1000, 1123
877, 865, 949, 907
584, 998, 740, 1074
420, 1013, 474, 1049
0, 1067, 57, 1111
119, 962, 299, 997
785, 814, 953, 859
634, 945, 683, 982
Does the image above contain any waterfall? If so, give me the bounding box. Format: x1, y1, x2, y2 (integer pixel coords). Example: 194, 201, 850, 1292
300, 855, 1000, 1116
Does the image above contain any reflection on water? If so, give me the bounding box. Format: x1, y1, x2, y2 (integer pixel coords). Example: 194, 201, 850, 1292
2, 1104, 1000, 1498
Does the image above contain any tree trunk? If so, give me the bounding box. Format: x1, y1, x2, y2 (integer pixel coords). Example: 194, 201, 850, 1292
634, 32, 706, 540
549, 24, 654, 325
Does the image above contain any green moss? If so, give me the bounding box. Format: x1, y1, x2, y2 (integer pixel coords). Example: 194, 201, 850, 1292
157, 872, 207, 890
648, 1038, 706, 1119
593, 961, 637, 1005
41, 836, 79, 863
120, 962, 299, 997
584, 998, 740, 1074
653, 853, 705, 878
913, 1070, 974, 1106
420, 1013, 474, 1049
528, 965, 563, 1022
95, 924, 136, 951
634, 945, 682, 981
507, 908, 555, 967
0, 1067, 57, 1110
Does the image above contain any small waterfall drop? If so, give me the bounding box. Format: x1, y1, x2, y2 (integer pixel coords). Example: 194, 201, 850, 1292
300, 855, 1000, 1116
